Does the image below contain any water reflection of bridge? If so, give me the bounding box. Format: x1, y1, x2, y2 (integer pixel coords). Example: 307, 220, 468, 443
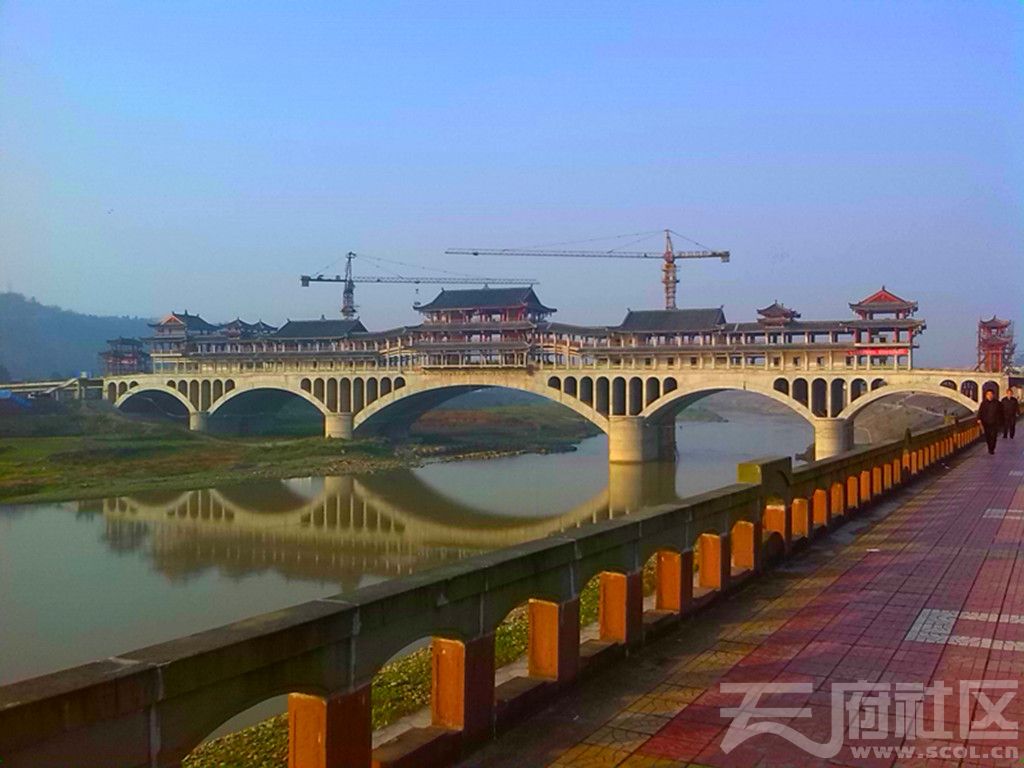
99, 464, 678, 589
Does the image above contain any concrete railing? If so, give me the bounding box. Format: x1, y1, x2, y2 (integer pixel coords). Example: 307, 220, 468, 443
0, 419, 982, 768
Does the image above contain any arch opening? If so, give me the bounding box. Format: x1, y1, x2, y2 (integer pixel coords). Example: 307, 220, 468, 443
841, 389, 974, 444
118, 388, 190, 423
208, 388, 325, 437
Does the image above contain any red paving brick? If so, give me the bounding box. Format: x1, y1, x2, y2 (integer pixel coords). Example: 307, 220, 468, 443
457, 436, 1024, 768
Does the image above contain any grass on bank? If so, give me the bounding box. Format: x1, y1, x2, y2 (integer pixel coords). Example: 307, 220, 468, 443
0, 400, 598, 504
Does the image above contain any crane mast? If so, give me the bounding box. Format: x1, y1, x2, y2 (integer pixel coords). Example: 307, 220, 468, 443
445, 229, 729, 310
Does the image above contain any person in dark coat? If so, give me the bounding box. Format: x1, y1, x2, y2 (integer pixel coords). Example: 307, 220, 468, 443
1002, 392, 1019, 439
978, 389, 1003, 454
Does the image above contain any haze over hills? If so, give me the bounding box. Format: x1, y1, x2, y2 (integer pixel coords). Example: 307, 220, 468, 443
0, 293, 151, 381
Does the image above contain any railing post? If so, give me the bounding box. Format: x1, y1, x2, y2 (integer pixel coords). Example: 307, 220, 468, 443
731, 520, 761, 573
288, 686, 372, 768
433, 635, 496, 747
846, 475, 860, 511
859, 470, 872, 504
812, 489, 830, 528
791, 497, 811, 538
762, 502, 791, 550
528, 599, 580, 684
697, 533, 731, 592
872, 466, 883, 496
655, 550, 693, 614
830, 482, 845, 518
598, 571, 643, 648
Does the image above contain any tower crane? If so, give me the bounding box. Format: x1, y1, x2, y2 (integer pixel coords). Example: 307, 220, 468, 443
446, 229, 729, 310
300, 252, 538, 318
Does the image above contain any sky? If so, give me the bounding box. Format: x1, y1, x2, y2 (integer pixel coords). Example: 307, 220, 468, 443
1, 1, 1021, 367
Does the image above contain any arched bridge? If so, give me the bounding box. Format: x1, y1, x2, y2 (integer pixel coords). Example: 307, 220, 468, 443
105, 367, 1007, 462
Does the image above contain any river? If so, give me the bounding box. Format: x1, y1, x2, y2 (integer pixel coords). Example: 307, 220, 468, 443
0, 408, 811, 689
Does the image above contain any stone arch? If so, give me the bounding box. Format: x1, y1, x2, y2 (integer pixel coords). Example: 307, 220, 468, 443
837, 383, 978, 421
628, 377, 643, 415
851, 378, 868, 401
612, 377, 626, 415
353, 381, 609, 437
773, 377, 789, 396
811, 378, 827, 417
580, 376, 594, 406
641, 383, 815, 425
596, 377, 610, 415
645, 377, 660, 407
114, 385, 196, 414
829, 378, 847, 417
326, 378, 338, 411
564, 376, 578, 398
961, 380, 979, 401
792, 378, 808, 407
207, 385, 331, 417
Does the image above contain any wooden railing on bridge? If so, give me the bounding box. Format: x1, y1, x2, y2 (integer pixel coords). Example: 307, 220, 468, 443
0, 419, 983, 768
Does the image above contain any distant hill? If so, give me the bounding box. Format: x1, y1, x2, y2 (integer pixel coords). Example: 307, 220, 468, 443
0, 293, 151, 382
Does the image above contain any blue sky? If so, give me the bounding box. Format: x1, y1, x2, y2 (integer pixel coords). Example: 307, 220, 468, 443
1, 1, 1021, 366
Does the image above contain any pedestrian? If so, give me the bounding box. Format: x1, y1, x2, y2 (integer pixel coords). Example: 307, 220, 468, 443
978, 389, 1003, 455
1002, 391, 1019, 439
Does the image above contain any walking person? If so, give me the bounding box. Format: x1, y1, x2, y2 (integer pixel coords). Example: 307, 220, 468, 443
978, 389, 1003, 455
1002, 391, 1019, 439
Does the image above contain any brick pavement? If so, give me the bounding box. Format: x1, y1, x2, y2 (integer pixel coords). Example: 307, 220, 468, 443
457, 437, 1024, 768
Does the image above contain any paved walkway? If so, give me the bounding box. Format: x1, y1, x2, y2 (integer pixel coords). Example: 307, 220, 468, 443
459, 436, 1024, 768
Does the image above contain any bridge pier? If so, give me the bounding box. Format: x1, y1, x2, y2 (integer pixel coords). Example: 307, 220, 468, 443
324, 412, 354, 439
814, 417, 853, 460
607, 416, 675, 464
188, 411, 208, 432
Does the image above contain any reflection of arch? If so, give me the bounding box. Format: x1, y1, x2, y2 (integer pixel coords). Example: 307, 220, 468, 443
115, 386, 195, 414
837, 383, 978, 420
641, 384, 815, 425
354, 382, 609, 436
208, 385, 330, 417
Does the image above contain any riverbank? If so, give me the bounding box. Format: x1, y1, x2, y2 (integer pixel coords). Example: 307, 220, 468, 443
0, 400, 601, 504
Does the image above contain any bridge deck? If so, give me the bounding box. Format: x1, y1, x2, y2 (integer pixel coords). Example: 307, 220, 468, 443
458, 438, 1024, 767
